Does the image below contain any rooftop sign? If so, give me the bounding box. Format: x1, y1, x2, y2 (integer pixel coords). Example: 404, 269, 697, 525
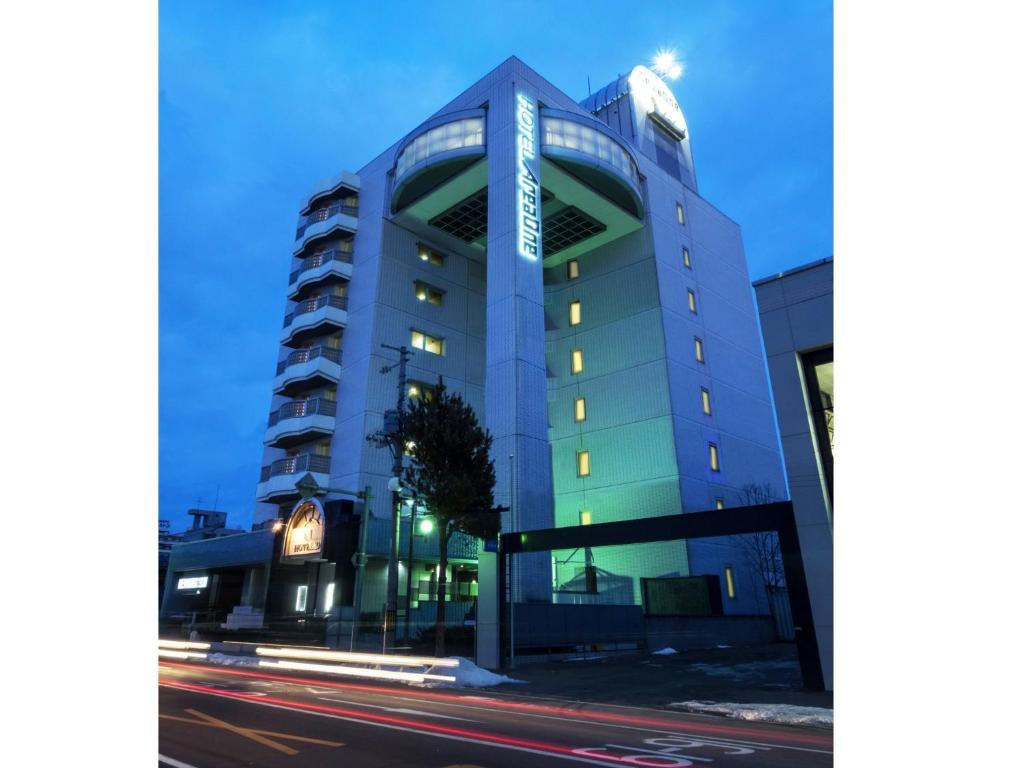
628, 65, 688, 140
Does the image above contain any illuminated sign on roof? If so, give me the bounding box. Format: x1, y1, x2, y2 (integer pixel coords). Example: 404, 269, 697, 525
628, 65, 688, 140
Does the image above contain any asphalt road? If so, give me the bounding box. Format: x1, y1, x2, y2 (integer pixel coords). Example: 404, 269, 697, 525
158, 660, 833, 767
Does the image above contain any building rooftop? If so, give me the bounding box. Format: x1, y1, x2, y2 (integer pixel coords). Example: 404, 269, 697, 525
752, 256, 833, 287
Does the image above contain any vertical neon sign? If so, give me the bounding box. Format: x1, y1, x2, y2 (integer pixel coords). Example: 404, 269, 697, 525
515, 92, 541, 261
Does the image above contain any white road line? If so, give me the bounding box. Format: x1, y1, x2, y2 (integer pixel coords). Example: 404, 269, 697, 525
159, 683, 633, 767
158, 755, 202, 768
317, 696, 480, 723
604, 743, 713, 762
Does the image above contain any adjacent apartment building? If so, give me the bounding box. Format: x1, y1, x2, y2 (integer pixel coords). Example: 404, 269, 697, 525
246, 56, 787, 630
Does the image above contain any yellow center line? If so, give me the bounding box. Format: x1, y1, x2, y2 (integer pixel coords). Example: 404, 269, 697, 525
159, 709, 345, 756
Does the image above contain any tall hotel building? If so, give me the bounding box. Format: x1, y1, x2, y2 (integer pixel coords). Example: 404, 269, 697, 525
253, 57, 786, 621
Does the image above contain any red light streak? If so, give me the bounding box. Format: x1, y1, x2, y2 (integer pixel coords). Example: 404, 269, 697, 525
159, 661, 831, 748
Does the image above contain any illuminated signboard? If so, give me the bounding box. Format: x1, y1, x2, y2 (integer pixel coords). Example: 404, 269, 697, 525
177, 576, 208, 590
628, 65, 688, 139
282, 497, 325, 562
515, 92, 541, 260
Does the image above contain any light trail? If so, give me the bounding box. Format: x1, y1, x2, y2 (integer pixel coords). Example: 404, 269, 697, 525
255, 645, 459, 667
159, 679, 669, 766
159, 661, 832, 748
258, 659, 456, 683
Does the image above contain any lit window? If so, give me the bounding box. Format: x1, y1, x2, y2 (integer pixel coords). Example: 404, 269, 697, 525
715, 498, 725, 510
295, 585, 308, 612
683, 247, 691, 269
411, 329, 445, 355
408, 380, 434, 402
417, 244, 444, 266
579, 510, 592, 526
408, 383, 420, 399
324, 582, 335, 613
577, 450, 591, 477
688, 289, 697, 314
724, 567, 735, 599
571, 348, 584, 374
709, 442, 720, 472
574, 397, 586, 422
569, 300, 582, 326
694, 337, 704, 363
567, 259, 580, 280
414, 281, 444, 306
676, 202, 685, 225
701, 388, 711, 415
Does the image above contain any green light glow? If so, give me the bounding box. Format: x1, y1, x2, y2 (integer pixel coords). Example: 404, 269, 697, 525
418, 517, 434, 535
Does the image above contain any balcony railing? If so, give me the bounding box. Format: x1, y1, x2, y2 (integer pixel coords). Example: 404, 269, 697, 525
259, 453, 331, 482
296, 202, 359, 239
275, 346, 341, 376
289, 248, 354, 285
267, 397, 337, 427
283, 295, 348, 328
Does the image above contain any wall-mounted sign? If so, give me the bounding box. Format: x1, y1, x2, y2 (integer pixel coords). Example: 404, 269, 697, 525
628, 65, 688, 140
515, 92, 541, 261
282, 497, 325, 562
177, 576, 208, 590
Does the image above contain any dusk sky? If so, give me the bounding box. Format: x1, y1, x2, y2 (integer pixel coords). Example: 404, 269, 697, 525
159, 0, 833, 532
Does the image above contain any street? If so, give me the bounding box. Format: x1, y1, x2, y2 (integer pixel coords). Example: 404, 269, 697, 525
159, 661, 833, 767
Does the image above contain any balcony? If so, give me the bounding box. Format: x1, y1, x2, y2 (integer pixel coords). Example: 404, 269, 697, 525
281, 295, 348, 346
273, 346, 341, 396
288, 248, 354, 300
256, 454, 331, 503
294, 202, 358, 253
264, 397, 337, 448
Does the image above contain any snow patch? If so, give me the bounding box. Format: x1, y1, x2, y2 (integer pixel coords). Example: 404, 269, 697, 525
422, 657, 524, 688
651, 647, 678, 656
206, 652, 262, 668
670, 700, 833, 728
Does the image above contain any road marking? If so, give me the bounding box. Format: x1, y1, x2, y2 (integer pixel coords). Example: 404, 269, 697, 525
160, 708, 345, 756
317, 696, 481, 722
158, 755, 201, 768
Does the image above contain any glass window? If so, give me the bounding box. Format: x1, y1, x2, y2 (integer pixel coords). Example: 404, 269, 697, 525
709, 442, 720, 472
701, 387, 711, 415
676, 202, 685, 225
579, 510, 592, 526
396, 116, 485, 178
577, 450, 591, 477
715, 498, 725, 510
574, 397, 586, 422
418, 244, 444, 266
324, 582, 335, 613
408, 380, 434, 402
683, 247, 691, 269
567, 259, 580, 280
724, 567, 736, 599
295, 585, 308, 612
687, 289, 697, 314
694, 337, 704, 363
653, 122, 682, 180
411, 329, 445, 355
569, 300, 581, 326
542, 116, 639, 187
802, 348, 834, 504
571, 348, 584, 374
414, 281, 444, 306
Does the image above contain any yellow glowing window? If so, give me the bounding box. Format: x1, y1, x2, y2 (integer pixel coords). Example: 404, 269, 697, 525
569, 300, 582, 326
683, 247, 691, 268
694, 337, 704, 363
688, 289, 697, 314
418, 244, 444, 266
571, 348, 584, 374
715, 498, 725, 510
408, 384, 420, 399
724, 567, 735, 599
577, 450, 591, 477
411, 329, 444, 355
709, 442, 720, 472
676, 202, 685, 225
567, 259, 580, 280
414, 281, 443, 306
701, 388, 711, 415
579, 510, 592, 525
574, 397, 586, 422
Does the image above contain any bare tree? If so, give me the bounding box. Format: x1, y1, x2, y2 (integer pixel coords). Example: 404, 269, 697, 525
735, 483, 786, 600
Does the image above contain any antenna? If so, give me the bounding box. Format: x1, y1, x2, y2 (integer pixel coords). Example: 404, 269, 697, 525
587, 75, 592, 96
213, 484, 221, 511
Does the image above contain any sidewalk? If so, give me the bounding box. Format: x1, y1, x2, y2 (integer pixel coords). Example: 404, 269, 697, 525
494, 643, 833, 711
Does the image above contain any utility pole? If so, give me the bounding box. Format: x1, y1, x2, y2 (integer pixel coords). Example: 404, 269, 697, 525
379, 343, 413, 652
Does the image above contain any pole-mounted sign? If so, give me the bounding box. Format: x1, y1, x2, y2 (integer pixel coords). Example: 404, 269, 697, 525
515, 92, 541, 261
281, 496, 325, 562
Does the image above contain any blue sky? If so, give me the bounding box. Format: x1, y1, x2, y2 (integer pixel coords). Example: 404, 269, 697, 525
159, 0, 833, 532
